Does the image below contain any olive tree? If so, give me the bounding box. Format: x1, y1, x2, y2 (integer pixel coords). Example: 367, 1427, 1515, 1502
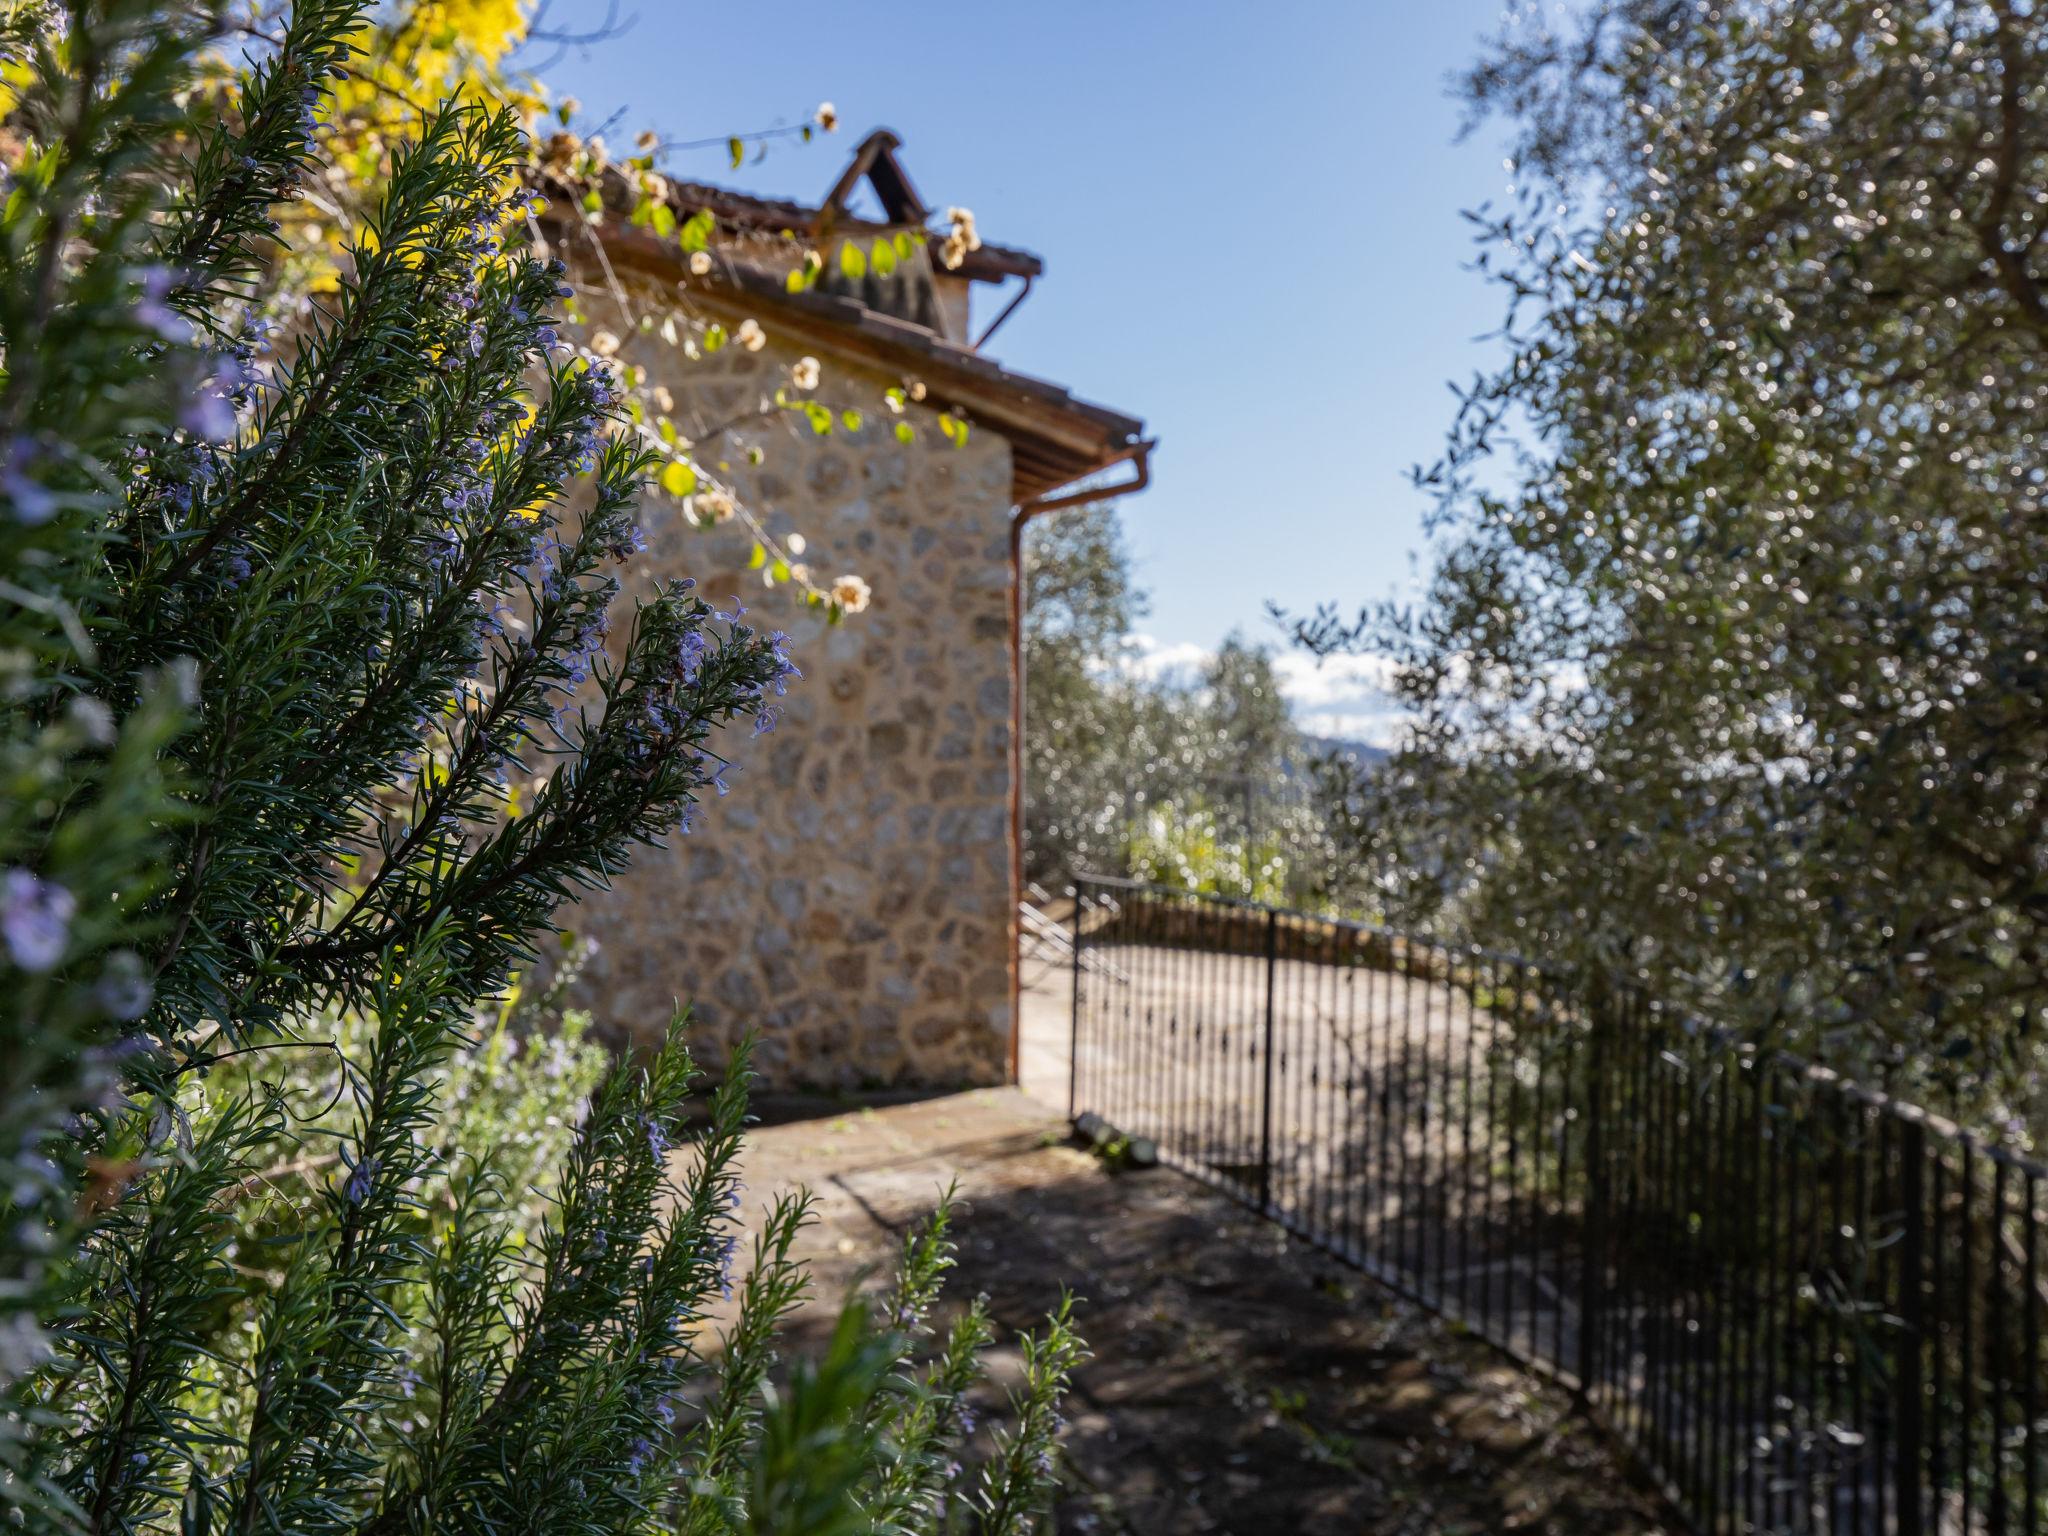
1299, 0, 2048, 1125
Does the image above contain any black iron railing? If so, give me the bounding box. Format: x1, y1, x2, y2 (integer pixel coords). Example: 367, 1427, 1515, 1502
1068, 874, 2047, 1536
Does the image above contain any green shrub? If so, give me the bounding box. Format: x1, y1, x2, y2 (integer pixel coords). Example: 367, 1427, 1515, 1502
0, 4, 1083, 1530
1125, 801, 1293, 908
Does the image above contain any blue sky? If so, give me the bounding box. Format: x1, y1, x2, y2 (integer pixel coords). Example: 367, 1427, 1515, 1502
538, 2, 1517, 741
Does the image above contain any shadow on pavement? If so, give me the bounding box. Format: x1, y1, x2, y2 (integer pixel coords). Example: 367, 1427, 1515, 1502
725, 1089, 1671, 1536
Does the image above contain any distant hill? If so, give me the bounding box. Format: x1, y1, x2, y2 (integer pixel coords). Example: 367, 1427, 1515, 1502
1309, 736, 1391, 768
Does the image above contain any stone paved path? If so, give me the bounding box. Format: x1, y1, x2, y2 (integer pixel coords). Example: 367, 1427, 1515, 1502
725, 1086, 1672, 1535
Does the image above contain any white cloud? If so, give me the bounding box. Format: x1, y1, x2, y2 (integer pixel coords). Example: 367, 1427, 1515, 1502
1119, 635, 1213, 684
1119, 634, 1409, 748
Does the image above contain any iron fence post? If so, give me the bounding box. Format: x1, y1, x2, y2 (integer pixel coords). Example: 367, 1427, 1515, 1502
1895, 1118, 1926, 1534
1068, 887, 1085, 1121
1259, 907, 1278, 1214
1578, 989, 1608, 1397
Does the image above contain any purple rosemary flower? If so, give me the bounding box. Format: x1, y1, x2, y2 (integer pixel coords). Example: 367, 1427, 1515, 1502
2, 869, 76, 973
765, 630, 800, 694
180, 359, 246, 441
131, 266, 190, 344
675, 629, 710, 685
342, 1156, 379, 1207
3, 438, 55, 525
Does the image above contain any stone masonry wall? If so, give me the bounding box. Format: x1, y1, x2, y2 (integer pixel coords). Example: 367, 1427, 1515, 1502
559, 286, 1017, 1089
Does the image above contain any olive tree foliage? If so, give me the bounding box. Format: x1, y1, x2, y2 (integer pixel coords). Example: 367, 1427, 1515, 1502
1022, 511, 1363, 908
1298, 0, 2048, 1125
0, 4, 1083, 1532
1020, 506, 1147, 887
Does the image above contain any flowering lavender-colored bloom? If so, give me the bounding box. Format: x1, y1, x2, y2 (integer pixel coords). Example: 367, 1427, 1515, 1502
342, 1156, 379, 1207
2, 869, 75, 972
711, 763, 733, 797
643, 1113, 671, 1160
765, 630, 802, 696
424, 527, 462, 573
179, 364, 242, 442
3, 436, 57, 525
2, 466, 56, 526
712, 1232, 738, 1299
131, 265, 191, 343
675, 628, 710, 685
588, 371, 623, 411
440, 480, 489, 517
753, 706, 779, 737
222, 550, 252, 588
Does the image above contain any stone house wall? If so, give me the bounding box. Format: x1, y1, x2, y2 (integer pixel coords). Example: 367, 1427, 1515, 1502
559, 281, 1017, 1089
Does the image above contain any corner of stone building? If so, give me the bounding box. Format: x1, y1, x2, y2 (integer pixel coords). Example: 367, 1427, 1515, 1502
559, 298, 1020, 1092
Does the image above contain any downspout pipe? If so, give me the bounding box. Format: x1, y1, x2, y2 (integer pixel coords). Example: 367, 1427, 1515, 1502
1004, 439, 1155, 1083
971, 274, 1034, 352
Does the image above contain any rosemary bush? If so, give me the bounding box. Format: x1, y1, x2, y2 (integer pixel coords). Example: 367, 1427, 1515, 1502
0, 3, 1083, 1531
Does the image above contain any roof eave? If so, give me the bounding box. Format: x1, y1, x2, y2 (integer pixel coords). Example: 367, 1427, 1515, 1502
575, 219, 1144, 505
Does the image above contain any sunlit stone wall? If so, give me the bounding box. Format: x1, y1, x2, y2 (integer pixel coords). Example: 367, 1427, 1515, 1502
559, 286, 1017, 1089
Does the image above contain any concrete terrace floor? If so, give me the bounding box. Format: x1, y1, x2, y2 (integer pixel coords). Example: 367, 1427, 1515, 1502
719, 972, 1672, 1535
